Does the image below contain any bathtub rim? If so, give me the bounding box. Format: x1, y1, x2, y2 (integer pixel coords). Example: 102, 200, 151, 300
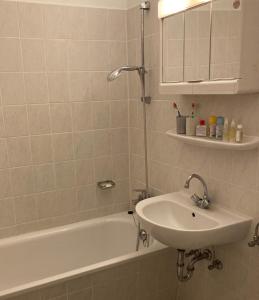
0, 212, 167, 299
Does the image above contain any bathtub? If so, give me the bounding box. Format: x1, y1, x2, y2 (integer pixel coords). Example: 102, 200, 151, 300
0, 212, 166, 299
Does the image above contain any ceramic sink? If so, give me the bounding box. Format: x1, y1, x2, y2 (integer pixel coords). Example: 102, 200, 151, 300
136, 191, 252, 249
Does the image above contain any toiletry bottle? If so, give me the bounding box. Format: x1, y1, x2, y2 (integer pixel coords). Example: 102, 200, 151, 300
229, 119, 236, 143
223, 118, 229, 142
216, 116, 224, 140
209, 115, 217, 138
196, 119, 207, 137
236, 124, 243, 143
186, 116, 196, 136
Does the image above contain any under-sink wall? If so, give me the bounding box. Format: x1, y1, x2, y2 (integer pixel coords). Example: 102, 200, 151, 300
0, 0, 130, 238
128, 1, 259, 299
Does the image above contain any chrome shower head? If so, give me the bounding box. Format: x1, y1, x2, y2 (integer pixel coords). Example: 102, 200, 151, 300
107, 66, 141, 81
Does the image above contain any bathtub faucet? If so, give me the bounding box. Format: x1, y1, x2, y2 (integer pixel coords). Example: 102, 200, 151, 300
132, 189, 152, 206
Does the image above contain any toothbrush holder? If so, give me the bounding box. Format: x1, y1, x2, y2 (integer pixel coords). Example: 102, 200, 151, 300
176, 116, 187, 134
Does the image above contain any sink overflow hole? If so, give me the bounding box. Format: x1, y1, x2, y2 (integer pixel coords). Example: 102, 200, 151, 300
192, 212, 196, 217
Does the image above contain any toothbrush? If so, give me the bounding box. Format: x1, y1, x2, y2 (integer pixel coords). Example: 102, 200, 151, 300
173, 102, 181, 117
191, 103, 195, 118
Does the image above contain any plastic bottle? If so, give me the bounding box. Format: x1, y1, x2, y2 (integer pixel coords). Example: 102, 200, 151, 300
229, 119, 237, 143
209, 116, 217, 138
235, 124, 243, 143
216, 116, 224, 140
223, 118, 229, 142
196, 119, 207, 137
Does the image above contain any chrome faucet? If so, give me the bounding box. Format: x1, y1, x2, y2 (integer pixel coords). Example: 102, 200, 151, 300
248, 223, 259, 247
132, 189, 152, 207
184, 174, 211, 209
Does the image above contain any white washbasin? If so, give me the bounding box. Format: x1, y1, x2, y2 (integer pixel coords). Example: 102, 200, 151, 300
136, 191, 252, 249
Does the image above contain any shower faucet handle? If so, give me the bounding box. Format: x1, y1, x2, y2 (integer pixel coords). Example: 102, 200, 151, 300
133, 189, 152, 202
248, 223, 259, 247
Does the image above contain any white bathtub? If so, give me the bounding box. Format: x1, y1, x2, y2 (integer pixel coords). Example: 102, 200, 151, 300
0, 212, 165, 299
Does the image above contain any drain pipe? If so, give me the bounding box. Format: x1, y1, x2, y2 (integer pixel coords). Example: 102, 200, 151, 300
177, 249, 213, 282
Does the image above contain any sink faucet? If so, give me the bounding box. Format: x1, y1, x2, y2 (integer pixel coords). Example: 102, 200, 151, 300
184, 174, 211, 209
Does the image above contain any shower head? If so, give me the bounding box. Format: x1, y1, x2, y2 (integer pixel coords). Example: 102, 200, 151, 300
107, 66, 141, 81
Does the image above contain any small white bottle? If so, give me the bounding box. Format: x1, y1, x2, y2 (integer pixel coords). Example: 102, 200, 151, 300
223, 118, 229, 142
229, 119, 236, 143
236, 124, 243, 143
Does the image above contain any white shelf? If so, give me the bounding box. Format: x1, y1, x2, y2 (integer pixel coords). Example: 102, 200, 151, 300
166, 130, 259, 151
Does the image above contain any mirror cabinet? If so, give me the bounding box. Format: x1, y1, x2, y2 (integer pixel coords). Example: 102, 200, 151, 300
160, 0, 259, 94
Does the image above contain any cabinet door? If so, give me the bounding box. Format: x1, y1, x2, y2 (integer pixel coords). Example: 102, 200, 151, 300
210, 0, 242, 80
184, 3, 211, 82
162, 13, 184, 83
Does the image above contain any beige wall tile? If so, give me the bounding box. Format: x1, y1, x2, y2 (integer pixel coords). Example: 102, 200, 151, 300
94, 130, 111, 157
0, 1, 130, 238
0, 73, 25, 105
0, 198, 15, 228
0, 1, 19, 37
21, 39, 45, 72
94, 157, 113, 182
87, 8, 107, 40
90, 72, 109, 101
108, 75, 128, 100
72, 102, 93, 131
55, 161, 75, 188
35, 164, 55, 192
107, 10, 126, 41
24, 73, 48, 104
0, 170, 12, 199
110, 101, 128, 128
0, 38, 22, 71
111, 128, 128, 154
4, 105, 28, 137
88, 41, 109, 71
19, 2, 44, 38
0, 139, 8, 169
53, 133, 74, 162
28, 104, 50, 135
7, 137, 32, 167
11, 166, 35, 196
50, 103, 72, 133
31, 135, 53, 164
77, 185, 96, 211
45, 39, 68, 72
69, 6, 88, 40
109, 41, 127, 70
48, 72, 70, 103
68, 288, 92, 300
93, 102, 110, 129
44, 4, 71, 39
68, 40, 89, 71
113, 154, 129, 180
14, 195, 37, 224
74, 131, 93, 160
75, 159, 94, 186
69, 72, 91, 102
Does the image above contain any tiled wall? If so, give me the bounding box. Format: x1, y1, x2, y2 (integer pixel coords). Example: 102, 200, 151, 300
7, 249, 177, 300
0, 0, 130, 238
128, 1, 259, 299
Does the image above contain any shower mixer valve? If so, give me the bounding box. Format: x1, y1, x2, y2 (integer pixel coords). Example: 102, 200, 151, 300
248, 223, 259, 247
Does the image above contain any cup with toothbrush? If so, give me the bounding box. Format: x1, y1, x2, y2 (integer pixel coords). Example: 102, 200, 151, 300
173, 102, 186, 134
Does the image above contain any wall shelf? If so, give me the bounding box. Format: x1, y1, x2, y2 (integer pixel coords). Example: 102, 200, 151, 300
166, 130, 259, 151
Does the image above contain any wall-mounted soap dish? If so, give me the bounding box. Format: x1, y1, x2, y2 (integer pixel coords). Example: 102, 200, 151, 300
166, 130, 259, 151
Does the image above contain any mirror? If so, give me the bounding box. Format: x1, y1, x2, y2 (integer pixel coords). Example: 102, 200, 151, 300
161, 0, 242, 84
210, 0, 242, 80
184, 2, 211, 82
162, 13, 185, 82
